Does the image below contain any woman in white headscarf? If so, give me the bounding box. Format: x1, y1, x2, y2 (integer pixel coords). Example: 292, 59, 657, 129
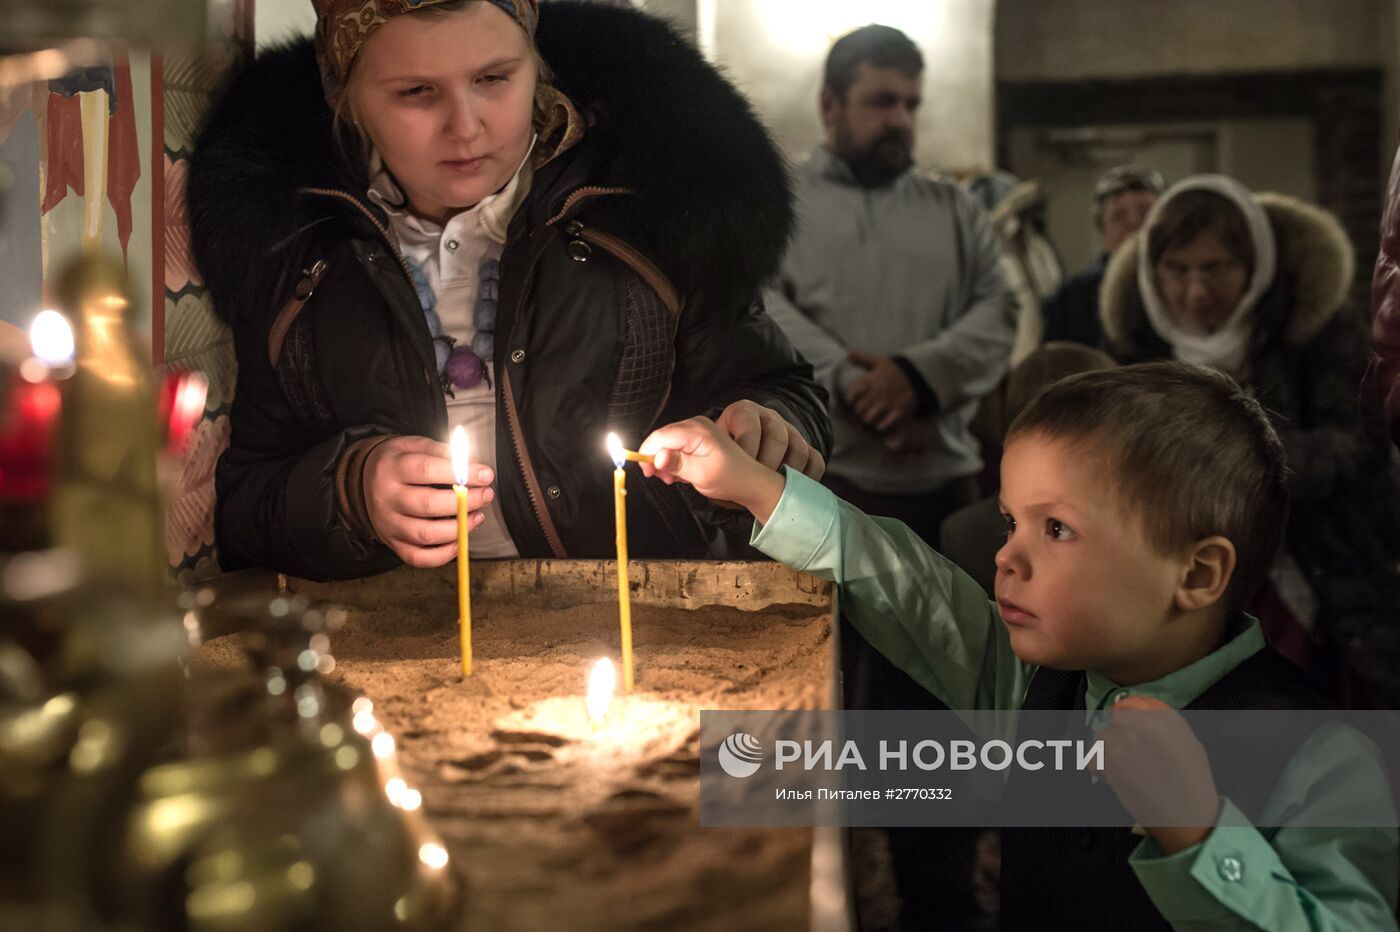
1100, 174, 1400, 707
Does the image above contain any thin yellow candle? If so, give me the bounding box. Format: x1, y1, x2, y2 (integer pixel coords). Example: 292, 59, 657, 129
450, 426, 472, 678
606, 433, 635, 693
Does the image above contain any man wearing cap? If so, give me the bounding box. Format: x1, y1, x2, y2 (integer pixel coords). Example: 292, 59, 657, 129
1042, 165, 1165, 348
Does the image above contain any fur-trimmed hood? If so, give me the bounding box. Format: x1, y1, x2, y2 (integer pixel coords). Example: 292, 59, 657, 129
1101, 191, 1355, 351
188, 1, 793, 324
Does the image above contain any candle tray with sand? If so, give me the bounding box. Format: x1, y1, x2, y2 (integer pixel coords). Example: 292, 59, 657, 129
198, 559, 847, 931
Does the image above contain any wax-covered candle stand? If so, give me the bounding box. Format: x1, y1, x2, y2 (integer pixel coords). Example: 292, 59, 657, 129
195, 560, 847, 932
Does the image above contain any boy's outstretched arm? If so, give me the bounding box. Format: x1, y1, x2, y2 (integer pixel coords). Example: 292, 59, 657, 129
640, 419, 1032, 712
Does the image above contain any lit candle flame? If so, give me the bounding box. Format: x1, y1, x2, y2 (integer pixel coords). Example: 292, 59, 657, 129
450, 426, 471, 487
29, 310, 74, 367
606, 432, 626, 470
587, 657, 616, 726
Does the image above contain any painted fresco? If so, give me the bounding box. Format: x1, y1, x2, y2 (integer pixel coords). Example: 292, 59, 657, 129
162, 0, 253, 584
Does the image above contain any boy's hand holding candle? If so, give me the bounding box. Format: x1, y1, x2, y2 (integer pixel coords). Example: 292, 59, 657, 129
638, 417, 788, 524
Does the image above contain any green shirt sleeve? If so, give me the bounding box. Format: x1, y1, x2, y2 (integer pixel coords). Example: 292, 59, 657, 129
1129, 724, 1399, 931
750, 468, 1032, 712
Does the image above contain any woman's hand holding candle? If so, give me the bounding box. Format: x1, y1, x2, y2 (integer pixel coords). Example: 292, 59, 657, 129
363, 435, 494, 567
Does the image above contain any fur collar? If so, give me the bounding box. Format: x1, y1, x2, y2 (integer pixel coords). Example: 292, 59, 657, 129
1101, 192, 1355, 350
187, 1, 792, 324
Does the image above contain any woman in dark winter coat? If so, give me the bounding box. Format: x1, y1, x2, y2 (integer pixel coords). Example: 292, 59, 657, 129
188, 0, 831, 581
1100, 173, 1400, 706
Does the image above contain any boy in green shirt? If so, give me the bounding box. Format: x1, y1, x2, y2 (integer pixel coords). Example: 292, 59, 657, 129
640, 362, 1397, 930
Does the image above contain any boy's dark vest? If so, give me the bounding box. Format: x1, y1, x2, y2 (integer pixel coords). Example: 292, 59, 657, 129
999, 645, 1331, 931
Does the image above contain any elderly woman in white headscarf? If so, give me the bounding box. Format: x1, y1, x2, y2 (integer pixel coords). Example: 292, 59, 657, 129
1099, 173, 1400, 706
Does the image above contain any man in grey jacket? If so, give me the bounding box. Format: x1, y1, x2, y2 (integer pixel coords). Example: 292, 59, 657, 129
763, 24, 1015, 932
764, 24, 1015, 548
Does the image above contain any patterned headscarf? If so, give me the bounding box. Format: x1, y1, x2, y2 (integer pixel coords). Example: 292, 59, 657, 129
312, 0, 540, 107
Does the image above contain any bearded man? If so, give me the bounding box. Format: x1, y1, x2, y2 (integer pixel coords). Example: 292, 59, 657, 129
765, 24, 1014, 547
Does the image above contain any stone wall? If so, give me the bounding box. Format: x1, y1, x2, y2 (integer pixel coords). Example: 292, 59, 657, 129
997, 0, 1387, 81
